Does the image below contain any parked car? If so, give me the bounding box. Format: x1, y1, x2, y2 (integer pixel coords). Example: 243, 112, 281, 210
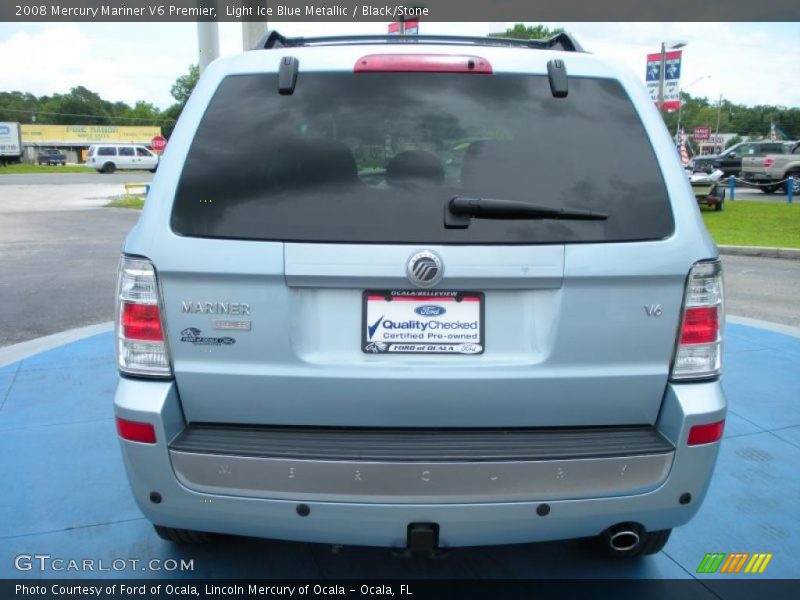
113, 32, 726, 558
691, 141, 793, 177
741, 141, 800, 194
36, 148, 67, 165
85, 144, 158, 173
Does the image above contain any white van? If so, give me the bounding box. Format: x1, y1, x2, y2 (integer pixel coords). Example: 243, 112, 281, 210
85, 144, 159, 173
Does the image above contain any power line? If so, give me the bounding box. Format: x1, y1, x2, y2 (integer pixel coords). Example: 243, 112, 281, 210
0, 107, 176, 123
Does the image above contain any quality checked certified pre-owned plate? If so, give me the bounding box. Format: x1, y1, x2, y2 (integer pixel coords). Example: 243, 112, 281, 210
362, 290, 484, 354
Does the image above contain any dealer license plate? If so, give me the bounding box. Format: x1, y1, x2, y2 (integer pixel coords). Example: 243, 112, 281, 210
362, 291, 484, 354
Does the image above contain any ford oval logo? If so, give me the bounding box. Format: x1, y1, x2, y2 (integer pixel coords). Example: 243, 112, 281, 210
415, 305, 446, 317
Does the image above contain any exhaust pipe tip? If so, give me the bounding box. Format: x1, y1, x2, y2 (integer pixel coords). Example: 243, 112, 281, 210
604, 522, 644, 554
608, 529, 640, 552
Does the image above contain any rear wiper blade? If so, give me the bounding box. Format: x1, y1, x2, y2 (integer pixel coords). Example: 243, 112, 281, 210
444, 195, 608, 228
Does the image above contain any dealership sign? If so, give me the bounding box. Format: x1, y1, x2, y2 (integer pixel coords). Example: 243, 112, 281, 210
388, 19, 419, 34
646, 50, 682, 111
694, 127, 711, 141
20, 125, 162, 145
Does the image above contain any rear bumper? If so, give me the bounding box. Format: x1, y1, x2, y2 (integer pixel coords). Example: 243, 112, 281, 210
114, 377, 726, 548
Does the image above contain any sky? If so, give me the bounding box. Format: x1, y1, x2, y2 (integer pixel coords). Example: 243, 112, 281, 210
0, 21, 798, 111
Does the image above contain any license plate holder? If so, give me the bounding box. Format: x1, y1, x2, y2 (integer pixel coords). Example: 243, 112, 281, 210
362, 290, 484, 355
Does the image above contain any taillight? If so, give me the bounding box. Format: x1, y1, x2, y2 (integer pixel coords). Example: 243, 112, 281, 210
116, 255, 172, 378
121, 303, 163, 341
763, 157, 775, 168
671, 260, 724, 380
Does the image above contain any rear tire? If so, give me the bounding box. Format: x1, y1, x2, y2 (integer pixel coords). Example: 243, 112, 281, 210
596, 525, 672, 558
100, 162, 116, 174
762, 185, 778, 194
153, 525, 215, 544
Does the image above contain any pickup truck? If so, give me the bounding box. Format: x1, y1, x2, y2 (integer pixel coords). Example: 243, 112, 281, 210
37, 149, 67, 165
692, 141, 793, 178
741, 141, 800, 194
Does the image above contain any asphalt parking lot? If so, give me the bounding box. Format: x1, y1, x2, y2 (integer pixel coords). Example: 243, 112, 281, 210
0, 201, 138, 345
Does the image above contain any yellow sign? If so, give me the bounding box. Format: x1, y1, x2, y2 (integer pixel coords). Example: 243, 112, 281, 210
21, 125, 161, 145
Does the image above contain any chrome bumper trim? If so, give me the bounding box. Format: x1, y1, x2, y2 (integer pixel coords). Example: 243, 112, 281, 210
170, 451, 674, 504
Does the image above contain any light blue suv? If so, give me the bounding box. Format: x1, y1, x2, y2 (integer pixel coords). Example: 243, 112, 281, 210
113, 32, 726, 557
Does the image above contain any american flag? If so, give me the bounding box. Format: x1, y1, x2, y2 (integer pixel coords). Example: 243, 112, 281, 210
680, 128, 690, 166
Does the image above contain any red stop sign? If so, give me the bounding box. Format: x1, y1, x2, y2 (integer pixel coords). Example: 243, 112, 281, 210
151, 135, 167, 153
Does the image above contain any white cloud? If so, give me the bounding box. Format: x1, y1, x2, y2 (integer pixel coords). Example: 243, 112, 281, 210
1, 22, 798, 110
0, 23, 196, 108
554, 22, 800, 107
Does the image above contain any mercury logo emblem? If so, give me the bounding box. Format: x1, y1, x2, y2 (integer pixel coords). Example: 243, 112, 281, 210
407, 251, 443, 288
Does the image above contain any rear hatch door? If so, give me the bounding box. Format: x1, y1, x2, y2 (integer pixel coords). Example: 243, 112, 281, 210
160, 65, 686, 428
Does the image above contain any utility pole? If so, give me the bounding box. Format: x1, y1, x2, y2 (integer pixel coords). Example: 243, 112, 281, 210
197, 22, 219, 74
657, 42, 666, 112
243, 21, 269, 50
656, 40, 687, 113
674, 75, 712, 147
714, 93, 724, 152
242, 1, 269, 50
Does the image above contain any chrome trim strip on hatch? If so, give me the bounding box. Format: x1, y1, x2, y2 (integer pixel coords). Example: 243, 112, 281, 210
169, 451, 674, 504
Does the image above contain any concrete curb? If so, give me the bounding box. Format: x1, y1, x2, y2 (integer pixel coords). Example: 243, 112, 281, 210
719, 245, 800, 260
727, 315, 800, 339
0, 322, 114, 368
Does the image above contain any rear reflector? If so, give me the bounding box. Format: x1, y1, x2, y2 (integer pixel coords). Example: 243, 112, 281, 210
121, 302, 163, 341
688, 420, 725, 445
116, 417, 157, 444
355, 54, 492, 74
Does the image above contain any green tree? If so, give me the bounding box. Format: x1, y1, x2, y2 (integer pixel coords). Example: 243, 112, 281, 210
491, 24, 566, 40
0, 91, 38, 122
120, 101, 162, 125
170, 64, 199, 106
724, 135, 742, 149
662, 93, 800, 140
161, 64, 199, 138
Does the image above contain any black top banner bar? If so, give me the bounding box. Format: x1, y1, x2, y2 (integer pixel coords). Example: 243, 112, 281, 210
3, 0, 799, 22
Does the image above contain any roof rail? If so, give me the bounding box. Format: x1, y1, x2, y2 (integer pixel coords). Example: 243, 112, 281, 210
253, 31, 585, 53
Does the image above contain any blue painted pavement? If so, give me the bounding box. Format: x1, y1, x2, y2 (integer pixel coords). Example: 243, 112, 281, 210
0, 324, 798, 584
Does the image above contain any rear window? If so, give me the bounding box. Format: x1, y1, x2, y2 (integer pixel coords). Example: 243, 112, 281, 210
172, 72, 673, 244
97, 146, 117, 157
87, 146, 96, 157
754, 144, 786, 155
